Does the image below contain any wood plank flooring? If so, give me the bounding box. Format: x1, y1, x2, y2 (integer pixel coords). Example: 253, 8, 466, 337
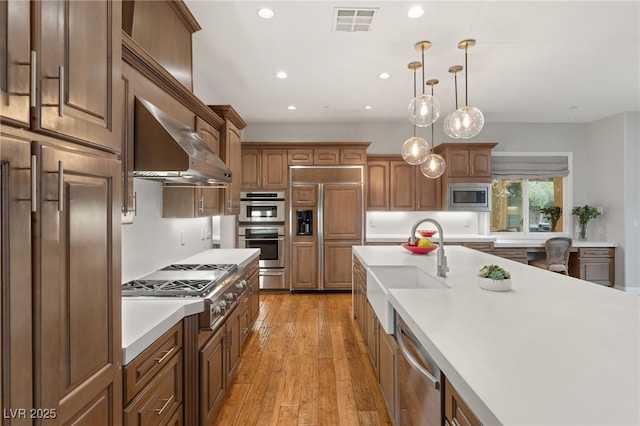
212, 292, 393, 426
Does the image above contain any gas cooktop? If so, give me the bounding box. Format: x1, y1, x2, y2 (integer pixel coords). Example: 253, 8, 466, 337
122, 263, 238, 297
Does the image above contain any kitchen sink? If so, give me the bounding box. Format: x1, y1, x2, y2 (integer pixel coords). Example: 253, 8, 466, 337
367, 265, 450, 334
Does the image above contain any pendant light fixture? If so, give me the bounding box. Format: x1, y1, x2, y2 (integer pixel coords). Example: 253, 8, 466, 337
443, 65, 463, 139
407, 41, 440, 127
450, 39, 484, 139
422, 79, 446, 179
402, 61, 430, 165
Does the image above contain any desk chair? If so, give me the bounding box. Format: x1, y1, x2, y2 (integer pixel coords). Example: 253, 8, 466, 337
530, 237, 572, 275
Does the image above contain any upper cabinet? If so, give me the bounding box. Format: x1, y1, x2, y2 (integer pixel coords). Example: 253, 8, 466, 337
1, 0, 122, 153
366, 155, 440, 211
433, 143, 497, 181
287, 147, 367, 165
241, 148, 288, 190
210, 106, 247, 215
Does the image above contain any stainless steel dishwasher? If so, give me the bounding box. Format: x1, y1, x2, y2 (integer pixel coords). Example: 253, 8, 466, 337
395, 312, 442, 425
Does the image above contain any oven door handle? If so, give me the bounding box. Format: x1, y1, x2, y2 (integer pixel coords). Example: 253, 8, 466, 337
243, 237, 283, 241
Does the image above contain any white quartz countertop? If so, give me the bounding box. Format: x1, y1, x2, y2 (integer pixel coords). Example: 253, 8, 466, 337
353, 245, 639, 425
366, 233, 617, 248
121, 249, 260, 365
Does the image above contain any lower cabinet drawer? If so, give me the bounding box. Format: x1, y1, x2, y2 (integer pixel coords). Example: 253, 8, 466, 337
579, 248, 614, 257
494, 248, 528, 263
124, 351, 183, 426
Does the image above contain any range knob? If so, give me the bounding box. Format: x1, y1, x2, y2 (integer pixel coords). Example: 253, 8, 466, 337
236, 280, 248, 291
225, 293, 238, 302
212, 301, 226, 315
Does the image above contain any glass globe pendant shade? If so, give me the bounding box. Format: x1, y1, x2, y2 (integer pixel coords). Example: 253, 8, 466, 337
421, 153, 446, 179
450, 105, 484, 139
408, 94, 441, 127
401, 136, 430, 165
443, 112, 457, 138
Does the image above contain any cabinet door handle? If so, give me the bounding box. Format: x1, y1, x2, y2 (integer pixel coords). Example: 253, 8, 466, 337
57, 161, 64, 212
154, 347, 174, 364
153, 396, 173, 415
30, 51, 37, 107
58, 66, 64, 116
31, 155, 37, 212
199, 195, 204, 212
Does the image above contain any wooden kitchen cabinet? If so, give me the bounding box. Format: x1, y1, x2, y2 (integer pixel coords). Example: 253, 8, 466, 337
434, 143, 495, 179
209, 106, 247, 215
199, 325, 226, 426
240, 147, 288, 190
124, 323, 183, 425
291, 242, 318, 290
324, 240, 362, 290
378, 327, 397, 423
323, 183, 363, 240
1, 0, 122, 153
367, 155, 440, 211
246, 258, 260, 322
569, 248, 615, 286
162, 185, 220, 218
287, 147, 367, 165
494, 248, 529, 264
353, 256, 367, 333
0, 136, 34, 423
443, 377, 482, 426
365, 301, 380, 375
36, 142, 123, 424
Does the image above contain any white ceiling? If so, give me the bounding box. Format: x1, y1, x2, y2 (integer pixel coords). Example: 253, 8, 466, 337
186, 1, 640, 125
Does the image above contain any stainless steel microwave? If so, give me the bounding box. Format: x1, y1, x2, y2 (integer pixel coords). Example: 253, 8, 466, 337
447, 182, 491, 211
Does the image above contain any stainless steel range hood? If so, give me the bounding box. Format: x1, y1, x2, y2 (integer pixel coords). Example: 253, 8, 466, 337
133, 97, 232, 185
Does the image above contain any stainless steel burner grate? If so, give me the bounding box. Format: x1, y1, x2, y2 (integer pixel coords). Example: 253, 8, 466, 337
160, 263, 237, 272
121, 278, 220, 297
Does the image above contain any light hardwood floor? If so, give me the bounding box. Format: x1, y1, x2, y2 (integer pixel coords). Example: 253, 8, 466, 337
212, 292, 393, 426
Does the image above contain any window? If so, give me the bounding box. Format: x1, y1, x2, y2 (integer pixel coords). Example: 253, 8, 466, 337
490, 154, 572, 235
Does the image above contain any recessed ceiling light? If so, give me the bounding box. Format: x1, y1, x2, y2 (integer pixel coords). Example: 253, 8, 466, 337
364, 105, 373, 110
276, 71, 287, 79
287, 105, 296, 110
258, 8, 275, 19
408, 6, 424, 19
378, 72, 391, 79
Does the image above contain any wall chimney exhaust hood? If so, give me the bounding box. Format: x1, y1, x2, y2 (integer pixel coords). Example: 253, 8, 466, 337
133, 97, 232, 185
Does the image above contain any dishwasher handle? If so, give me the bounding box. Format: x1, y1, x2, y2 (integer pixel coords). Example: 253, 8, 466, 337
396, 322, 441, 389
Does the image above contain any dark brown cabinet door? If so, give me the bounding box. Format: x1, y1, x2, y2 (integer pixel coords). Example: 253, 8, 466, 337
240, 148, 260, 190
323, 240, 361, 290
469, 150, 491, 177
224, 120, 242, 214
390, 161, 415, 211
416, 169, 441, 211
227, 308, 242, 383
35, 0, 122, 152
366, 160, 390, 210
323, 183, 362, 240
199, 326, 226, 426
1, 136, 33, 424
35, 143, 122, 424
291, 242, 317, 289
446, 150, 470, 177
0, 0, 31, 126
261, 149, 287, 189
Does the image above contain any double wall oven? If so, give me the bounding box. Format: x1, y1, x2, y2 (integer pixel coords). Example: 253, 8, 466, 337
238, 192, 286, 289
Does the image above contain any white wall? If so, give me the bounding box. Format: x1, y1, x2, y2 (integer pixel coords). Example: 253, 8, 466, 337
623, 112, 640, 290
121, 179, 213, 282
585, 115, 626, 286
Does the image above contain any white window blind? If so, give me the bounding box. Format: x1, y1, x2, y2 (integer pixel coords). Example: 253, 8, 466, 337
491, 155, 569, 179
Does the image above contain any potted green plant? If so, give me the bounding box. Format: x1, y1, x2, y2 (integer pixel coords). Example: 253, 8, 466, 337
477, 264, 512, 292
540, 206, 562, 232
571, 205, 600, 240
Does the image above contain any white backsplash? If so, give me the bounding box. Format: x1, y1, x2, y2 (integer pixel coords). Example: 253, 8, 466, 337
121, 179, 214, 283
366, 211, 484, 237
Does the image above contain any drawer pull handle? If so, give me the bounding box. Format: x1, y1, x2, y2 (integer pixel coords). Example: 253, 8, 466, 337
242, 327, 249, 335
154, 347, 174, 364
57, 161, 64, 212
30, 51, 37, 107
154, 396, 173, 415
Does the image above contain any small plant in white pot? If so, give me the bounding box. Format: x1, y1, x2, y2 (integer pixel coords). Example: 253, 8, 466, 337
477, 264, 512, 292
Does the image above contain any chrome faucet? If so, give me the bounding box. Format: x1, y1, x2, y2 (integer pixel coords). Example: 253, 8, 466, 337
410, 218, 449, 277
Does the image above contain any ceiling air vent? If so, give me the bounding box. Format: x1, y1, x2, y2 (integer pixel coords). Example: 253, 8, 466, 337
333, 8, 378, 32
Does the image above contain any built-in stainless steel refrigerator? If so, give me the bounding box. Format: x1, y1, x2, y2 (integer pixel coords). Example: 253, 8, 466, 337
289, 166, 364, 290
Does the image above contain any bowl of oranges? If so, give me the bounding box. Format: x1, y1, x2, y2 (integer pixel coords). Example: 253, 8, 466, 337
402, 237, 438, 255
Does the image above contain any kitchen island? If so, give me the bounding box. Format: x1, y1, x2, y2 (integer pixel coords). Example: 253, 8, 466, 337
353, 244, 639, 425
